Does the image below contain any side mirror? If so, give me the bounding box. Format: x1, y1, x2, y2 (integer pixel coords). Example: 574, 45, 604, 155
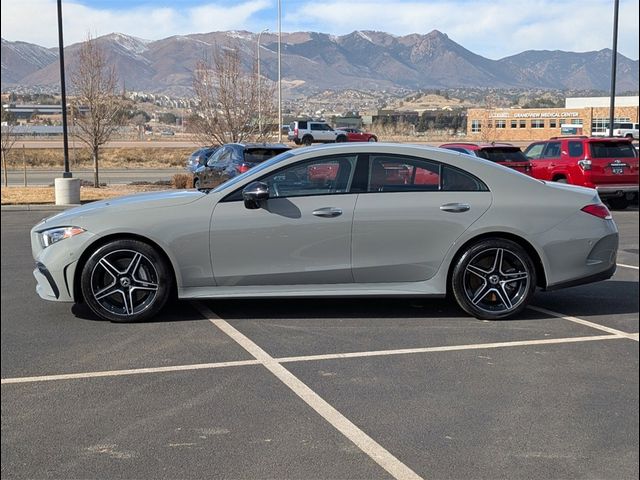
242, 181, 269, 209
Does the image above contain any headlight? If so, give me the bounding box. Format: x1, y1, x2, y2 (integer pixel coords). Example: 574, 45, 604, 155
40, 226, 86, 247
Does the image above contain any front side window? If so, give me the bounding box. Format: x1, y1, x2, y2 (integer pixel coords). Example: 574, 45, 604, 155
542, 142, 561, 158
259, 155, 357, 198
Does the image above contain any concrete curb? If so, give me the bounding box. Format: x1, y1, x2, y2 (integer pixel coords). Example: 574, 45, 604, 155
1, 204, 79, 211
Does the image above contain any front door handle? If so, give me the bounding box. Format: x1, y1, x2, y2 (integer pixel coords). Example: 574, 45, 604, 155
440, 203, 470, 213
312, 207, 343, 218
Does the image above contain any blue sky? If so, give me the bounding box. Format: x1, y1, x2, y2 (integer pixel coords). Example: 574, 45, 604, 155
1, 0, 638, 60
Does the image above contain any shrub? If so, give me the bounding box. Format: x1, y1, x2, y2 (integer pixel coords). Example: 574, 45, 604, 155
172, 173, 193, 189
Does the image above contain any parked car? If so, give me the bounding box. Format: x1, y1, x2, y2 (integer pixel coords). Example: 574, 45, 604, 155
439, 142, 532, 175
31, 143, 618, 323
592, 122, 639, 140
337, 127, 378, 142
193, 143, 291, 190
523, 136, 639, 210
288, 120, 348, 146
186, 146, 218, 173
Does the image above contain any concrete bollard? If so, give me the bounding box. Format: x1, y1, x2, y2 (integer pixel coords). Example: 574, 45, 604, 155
54, 177, 81, 205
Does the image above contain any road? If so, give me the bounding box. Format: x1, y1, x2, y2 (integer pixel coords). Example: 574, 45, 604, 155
1, 168, 185, 186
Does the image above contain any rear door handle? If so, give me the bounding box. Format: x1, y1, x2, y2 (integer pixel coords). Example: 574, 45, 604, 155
440, 203, 470, 213
312, 207, 343, 218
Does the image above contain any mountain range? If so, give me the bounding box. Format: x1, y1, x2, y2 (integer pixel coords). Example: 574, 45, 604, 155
2, 30, 638, 97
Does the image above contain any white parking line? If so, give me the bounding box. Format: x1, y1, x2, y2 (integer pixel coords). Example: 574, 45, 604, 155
528, 306, 639, 342
0, 359, 260, 385
617, 263, 639, 270
194, 302, 423, 480
1, 334, 631, 385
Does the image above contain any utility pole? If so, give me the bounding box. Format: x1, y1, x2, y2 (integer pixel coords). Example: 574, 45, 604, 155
608, 0, 619, 137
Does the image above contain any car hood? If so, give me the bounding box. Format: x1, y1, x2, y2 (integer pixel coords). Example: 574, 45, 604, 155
36, 189, 206, 228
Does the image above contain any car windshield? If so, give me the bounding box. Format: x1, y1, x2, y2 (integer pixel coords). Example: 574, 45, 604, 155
589, 142, 637, 158
244, 148, 290, 163
211, 150, 299, 193
476, 147, 528, 163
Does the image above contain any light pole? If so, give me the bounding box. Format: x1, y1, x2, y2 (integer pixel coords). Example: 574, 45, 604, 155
608, 0, 619, 137
277, 0, 282, 142
257, 28, 269, 139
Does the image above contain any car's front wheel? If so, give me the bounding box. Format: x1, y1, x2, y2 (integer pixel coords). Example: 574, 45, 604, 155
80, 239, 172, 322
451, 238, 536, 320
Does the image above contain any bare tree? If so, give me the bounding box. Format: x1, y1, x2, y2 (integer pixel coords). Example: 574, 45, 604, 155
1, 108, 18, 187
191, 44, 276, 145
70, 35, 125, 187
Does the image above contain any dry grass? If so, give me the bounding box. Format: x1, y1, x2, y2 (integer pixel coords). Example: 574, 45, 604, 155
1, 184, 172, 205
3, 147, 194, 169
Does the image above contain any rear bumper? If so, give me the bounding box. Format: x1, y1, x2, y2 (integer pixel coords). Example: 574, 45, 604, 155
595, 184, 638, 196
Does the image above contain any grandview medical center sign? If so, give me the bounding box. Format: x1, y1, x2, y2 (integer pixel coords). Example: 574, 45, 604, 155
488, 111, 581, 118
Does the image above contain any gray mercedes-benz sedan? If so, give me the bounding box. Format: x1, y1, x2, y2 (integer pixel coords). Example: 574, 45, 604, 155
31, 143, 618, 322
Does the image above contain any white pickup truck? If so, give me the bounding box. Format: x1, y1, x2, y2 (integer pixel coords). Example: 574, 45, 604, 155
592, 122, 639, 139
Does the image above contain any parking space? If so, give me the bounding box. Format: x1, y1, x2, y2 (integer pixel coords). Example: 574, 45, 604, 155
2, 208, 638, 479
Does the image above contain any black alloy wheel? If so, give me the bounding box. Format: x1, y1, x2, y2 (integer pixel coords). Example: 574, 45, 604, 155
451, 238, 536, 320
80, 239, 171, 322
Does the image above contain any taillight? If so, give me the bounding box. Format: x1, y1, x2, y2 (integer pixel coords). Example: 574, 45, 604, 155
578, 159, 592, 170
294, 128, 298, 137
581, 204, 612, 220
237, 163, 251, 174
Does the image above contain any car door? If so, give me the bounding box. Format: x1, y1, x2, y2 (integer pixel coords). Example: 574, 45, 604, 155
524, 142, 551, 180
201, 146, 232, 188
352, 154, 492, 283
210, 154, 359, 286
311, 123, 335, 142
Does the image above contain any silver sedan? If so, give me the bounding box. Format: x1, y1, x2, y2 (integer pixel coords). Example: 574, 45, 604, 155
31, 143, 618, 322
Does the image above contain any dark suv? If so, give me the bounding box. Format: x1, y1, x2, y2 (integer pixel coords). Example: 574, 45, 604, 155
524, 136, 639, 209
439, 142, 532, 175
193, 143, 291, 190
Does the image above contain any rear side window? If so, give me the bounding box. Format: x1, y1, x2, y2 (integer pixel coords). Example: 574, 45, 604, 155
366, 155, 488, 192
568, 141, 584, 157
478, 147, 528, 163
441, 166, 488, 191
297, 121, 307, 129
589, 142, 637, 158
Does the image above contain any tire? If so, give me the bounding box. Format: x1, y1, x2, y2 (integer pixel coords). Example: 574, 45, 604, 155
336, 135, 347, 143
194, 178, 200, 189
451, 238, 536, 320
302, 135, 313, 146
554, 177, 567, 183
368, 136, 378, 142
607, 197, 629, 210
80, 239, 172, 322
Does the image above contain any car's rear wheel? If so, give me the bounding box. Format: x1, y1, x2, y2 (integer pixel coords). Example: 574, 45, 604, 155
80, 239, 171, 322
607, 197, 629, 210
368, 136, 378, 142
336, 135, 347, 143
451, 238, 536, 320
194, 178, 200, 189
302, 135, 313, 146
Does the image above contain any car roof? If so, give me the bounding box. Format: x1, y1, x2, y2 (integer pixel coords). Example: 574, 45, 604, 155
439, 142, 516, 149
225, 142, 291, 149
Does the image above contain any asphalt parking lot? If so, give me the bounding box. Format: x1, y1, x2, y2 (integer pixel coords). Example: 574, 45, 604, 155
1, 207, 638, 480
